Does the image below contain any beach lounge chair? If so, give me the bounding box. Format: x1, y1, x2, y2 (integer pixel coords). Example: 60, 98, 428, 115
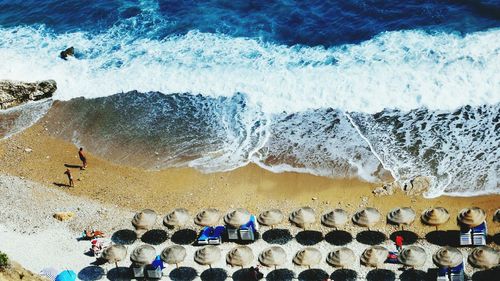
459, 228, 472, 246
208, 226, 225, 244
227, 227, 239, 240
146, 265, 162, 279
437, 267, 449, 281
197, 226, 225, 245
132, 266, 145, 278
450, 263, 464, 281
472, 222, 487, 245
239, 215, 257, 241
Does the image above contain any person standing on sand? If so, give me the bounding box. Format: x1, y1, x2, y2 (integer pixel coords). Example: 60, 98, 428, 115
78, 147, 87, 170
64, 168, 74, 187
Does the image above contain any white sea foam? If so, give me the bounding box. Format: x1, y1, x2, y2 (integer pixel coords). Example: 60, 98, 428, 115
0, 26, 499, 114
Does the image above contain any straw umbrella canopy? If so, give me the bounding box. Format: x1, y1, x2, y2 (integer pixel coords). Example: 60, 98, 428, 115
224, 208, 251, 228
421, 207, 450, 230
102, 245, 127, 267
326, 247, 356, 268
132, 209, 157, 237
458, 207, 486, 228
494, 209, 500, 223
194, 245, 221, 269
163, 208, 190, 228
194, 208, 221, 227
293, 247, 321, 269
130, 244, 156, 266
433, 247, 463, 268
361, 246, 388, 268
258, 209, 284, 228
161, 245, 186, 268
468, 246, 499, 269
226, 245, 254, 267
398, 246, 426, 268
289, 207, 316, 229
387, 207, 416, 229
321, 209, 349, 229
353, 208, 381, 230
259, 246, 287, 269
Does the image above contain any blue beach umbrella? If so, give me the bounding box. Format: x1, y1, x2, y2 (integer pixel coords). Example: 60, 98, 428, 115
55, 270, 76, 281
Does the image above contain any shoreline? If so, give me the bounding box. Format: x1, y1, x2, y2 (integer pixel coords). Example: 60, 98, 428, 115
0, 120, 498, 237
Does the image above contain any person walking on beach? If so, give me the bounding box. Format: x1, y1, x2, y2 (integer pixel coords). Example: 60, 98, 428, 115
64, 168, 74, 187
78, 147, 87, 170
395, 235, 404, 252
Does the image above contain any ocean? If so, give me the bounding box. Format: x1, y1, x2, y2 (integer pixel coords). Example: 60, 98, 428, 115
0, 0, 499, 197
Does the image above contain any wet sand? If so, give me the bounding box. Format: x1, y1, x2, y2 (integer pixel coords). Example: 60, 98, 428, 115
0, 120, 498, 237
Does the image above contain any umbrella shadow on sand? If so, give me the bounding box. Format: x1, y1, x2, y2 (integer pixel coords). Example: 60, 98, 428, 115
330, 269, 358, 281
266, 268, 295, 281
356, 230, 386, 245
262, 229, 293, 245
111, 229, 137, 245
169, 266, 198, 281
389, 230, 419, 245
425, 230, 460, 247
295, 230, 323, 246
366, 269, 396, 281
106, 267, 132, 281
200, 268, 227, 281
141, 229, 168, 245
471, 267, 500, 281
171, 229, 197, 245
298, 269, 329, 281
77, 266, 105, 281
324, 230, 353, 246
399, 269, 429, 281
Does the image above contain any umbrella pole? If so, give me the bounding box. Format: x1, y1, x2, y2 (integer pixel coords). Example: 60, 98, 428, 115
115, 262, 118, 268
176, 263, 178, 269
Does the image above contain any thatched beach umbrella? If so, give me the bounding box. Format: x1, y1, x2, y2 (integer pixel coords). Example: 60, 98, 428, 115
194, 208, 220, 227
458, 207, 486, 228
293, 247, 321, 269
194, 245, 221, 269
258, 209, 284, 228
326, 247, 356, 268
132, 209, 157, 237
102, 245, 127, 267
163, 208, 190, 228
161, 245, 187, 269
224, 208, 251, 228
468, 246, 499, 269
226, 245, 254, 268
433, 247, 463, 268
361, 246, 388, 268
387, 207, 415, 230
321, 209, 349, 229
289, 207, 316, 229
398, 246, 426, 268
259, 246, 287, 269
421, 207, 450, 231
130, 244, 156, 266
353, 208, 381, 230
493, 209, 500, 223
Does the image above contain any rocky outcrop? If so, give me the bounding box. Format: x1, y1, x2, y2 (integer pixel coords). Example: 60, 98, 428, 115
373, 176, 431, 197
0, 80, 57, 110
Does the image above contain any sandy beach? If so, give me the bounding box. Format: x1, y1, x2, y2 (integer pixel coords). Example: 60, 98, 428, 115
0, 117, 499, 280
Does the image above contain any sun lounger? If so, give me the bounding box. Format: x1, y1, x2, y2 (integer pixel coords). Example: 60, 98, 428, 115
239, 215, 257, 241
132, 266, 145, 278
459, 228, 472, 246
450, 263, 464, 281
146, 265, 162, 279
208, 226, 225, 244
197, 226, 225, 245
472, 222, 487, 245
437, 267, 449, 281
227, 227, 239, 240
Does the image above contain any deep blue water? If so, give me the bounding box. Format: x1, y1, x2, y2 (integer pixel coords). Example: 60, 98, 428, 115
0, 0, 499, 46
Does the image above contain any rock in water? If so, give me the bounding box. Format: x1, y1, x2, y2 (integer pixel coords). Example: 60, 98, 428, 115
60, 46, 74, 60
0, 80, 57, 109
